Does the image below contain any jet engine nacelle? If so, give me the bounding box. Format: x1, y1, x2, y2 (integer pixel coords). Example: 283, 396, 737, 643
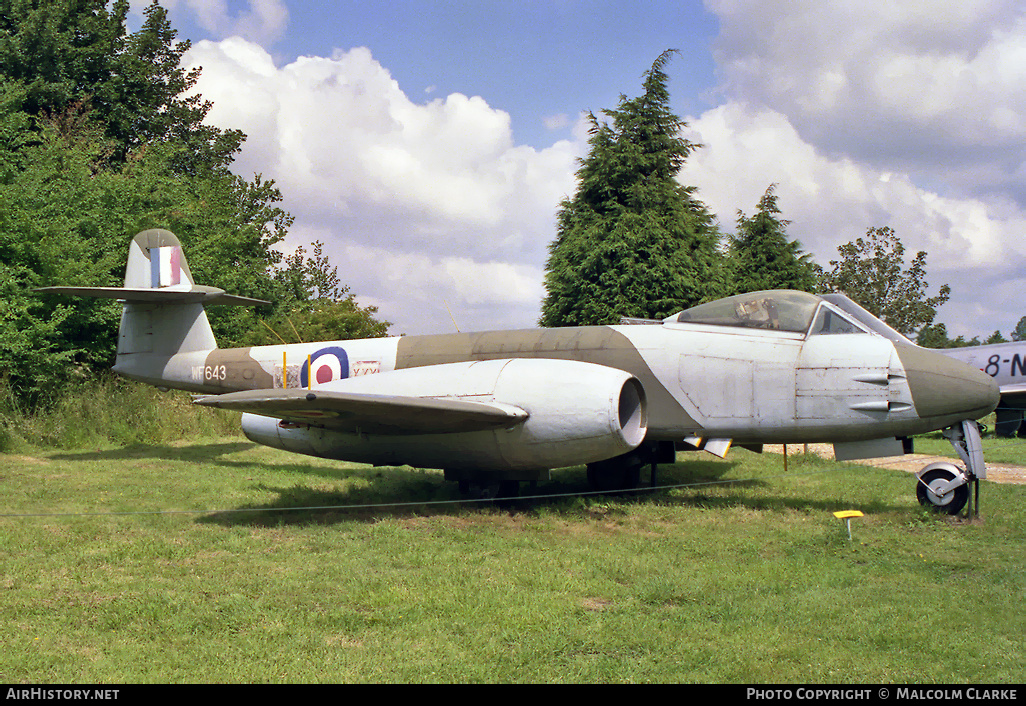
241, 358, 648, 479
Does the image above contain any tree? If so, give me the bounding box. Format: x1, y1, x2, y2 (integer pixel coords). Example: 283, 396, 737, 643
820, 226, 950, 336
0, 2, 387, 409
0, 0, 242, 172
726, 184, 819, 295
0, 0, 128, 121
916, 323, 980, 348
1011, 316, 1026, 342
237, 242, 390, 347
540, 51, 722, 327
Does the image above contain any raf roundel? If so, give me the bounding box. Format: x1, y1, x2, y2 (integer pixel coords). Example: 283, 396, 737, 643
301, 346, 350, 387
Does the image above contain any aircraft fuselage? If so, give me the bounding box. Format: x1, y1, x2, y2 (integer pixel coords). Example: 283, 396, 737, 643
115, 318, 997, 447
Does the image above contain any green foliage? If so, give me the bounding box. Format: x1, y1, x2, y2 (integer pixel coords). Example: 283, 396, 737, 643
0, 375, 239, 450
919, 324, 1010, 349
985, 330, 1008, 345
916, 323, 981, 349
239, 299, 391, 347
0, 0, 129, 121
541, 51, 722, 326
0, 1, 386, 410
820, 226, 950, 336
1011, 316, 1026, 342
236, 242, 390, 346
0, 0, 241, 171
727, 185, 820, 295
104, 1, 245, 169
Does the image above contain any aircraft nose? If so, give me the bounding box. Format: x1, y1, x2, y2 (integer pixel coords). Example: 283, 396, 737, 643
895, 344, 1000, 421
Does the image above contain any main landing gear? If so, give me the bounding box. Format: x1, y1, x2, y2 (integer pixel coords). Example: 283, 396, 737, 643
916, 420, 985, 517
586, 441, 676, 493
451, 440, 676, 503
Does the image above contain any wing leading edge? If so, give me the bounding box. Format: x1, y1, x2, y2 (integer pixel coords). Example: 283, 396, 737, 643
194, 388, 528, 435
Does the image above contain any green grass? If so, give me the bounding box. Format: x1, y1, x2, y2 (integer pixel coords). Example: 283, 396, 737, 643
912, 417, 1026, 466
0, 378, 240, 452
2, 437, 1024, 683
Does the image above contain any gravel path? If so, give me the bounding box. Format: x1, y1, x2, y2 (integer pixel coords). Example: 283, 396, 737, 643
764, 444, 1026, 484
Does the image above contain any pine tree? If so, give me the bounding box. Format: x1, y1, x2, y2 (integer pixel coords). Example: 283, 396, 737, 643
727, 185, 819, 295
540, 51, 722, 327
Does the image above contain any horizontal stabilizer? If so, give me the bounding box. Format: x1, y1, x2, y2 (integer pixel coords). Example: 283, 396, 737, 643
36, 285, 269, 307
194, 388, 528, 435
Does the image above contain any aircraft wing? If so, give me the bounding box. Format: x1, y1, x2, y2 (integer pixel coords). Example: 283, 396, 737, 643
193, 388, 528, 435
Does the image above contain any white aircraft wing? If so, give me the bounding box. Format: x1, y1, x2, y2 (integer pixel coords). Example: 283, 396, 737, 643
194, 388, 528, 435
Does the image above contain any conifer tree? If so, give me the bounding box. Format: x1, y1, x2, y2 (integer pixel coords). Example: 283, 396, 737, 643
540, 51, 722, 327
727, 185, 819, 295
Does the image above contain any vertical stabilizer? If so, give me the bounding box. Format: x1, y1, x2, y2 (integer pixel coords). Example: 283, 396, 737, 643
118, 230, 217, 356
36, 229, 269, 388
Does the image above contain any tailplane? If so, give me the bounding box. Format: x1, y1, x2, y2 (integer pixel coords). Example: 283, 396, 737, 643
37, 229, 267, 372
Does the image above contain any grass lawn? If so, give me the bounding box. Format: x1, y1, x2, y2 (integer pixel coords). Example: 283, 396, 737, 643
1, 436, 1024, 683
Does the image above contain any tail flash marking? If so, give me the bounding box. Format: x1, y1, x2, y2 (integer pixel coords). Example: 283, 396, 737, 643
151, 246, 182, 288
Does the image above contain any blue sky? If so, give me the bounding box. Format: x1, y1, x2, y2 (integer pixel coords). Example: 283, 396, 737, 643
141, 1, 1026, 339
166, 1, 721, 148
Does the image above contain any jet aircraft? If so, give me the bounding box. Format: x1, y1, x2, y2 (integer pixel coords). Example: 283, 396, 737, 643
38, 230, 1000, 515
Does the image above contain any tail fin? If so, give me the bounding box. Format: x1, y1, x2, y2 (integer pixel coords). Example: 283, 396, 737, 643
37, 229, 268, 362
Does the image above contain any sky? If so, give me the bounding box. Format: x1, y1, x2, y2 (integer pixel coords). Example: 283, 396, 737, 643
130, 1, 1026, 340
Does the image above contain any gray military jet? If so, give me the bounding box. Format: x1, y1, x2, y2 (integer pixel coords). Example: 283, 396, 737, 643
39, 230, 999, 514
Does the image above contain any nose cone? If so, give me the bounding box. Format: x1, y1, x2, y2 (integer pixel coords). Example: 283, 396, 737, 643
895, 344, 1000, 421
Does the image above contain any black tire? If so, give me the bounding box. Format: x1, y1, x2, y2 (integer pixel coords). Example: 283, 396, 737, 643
916, 467, 969, 515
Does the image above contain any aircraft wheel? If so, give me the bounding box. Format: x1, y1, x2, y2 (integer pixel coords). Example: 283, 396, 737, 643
587, 457, 642, 492
916, 466, 968, 515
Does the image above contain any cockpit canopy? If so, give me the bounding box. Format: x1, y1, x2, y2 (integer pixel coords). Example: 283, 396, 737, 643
665, 290, 911, 341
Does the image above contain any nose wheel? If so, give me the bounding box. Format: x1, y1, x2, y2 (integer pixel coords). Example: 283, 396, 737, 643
916, 421, 985, 518
916, 464, 969, 515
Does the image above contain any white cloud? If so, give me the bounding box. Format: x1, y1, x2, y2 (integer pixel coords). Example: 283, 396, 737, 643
176, 3, 1026, 341
691, 0, 1026, 338
680, 101, 1026, 338
706, 1, 1026, 188
160, 0, 289, 45
184, 38, 582, 334
543, 113, 570, 131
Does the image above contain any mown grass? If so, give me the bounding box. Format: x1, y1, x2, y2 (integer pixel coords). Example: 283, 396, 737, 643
2, 427, 1024, 683
912, 417, 1026, 467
